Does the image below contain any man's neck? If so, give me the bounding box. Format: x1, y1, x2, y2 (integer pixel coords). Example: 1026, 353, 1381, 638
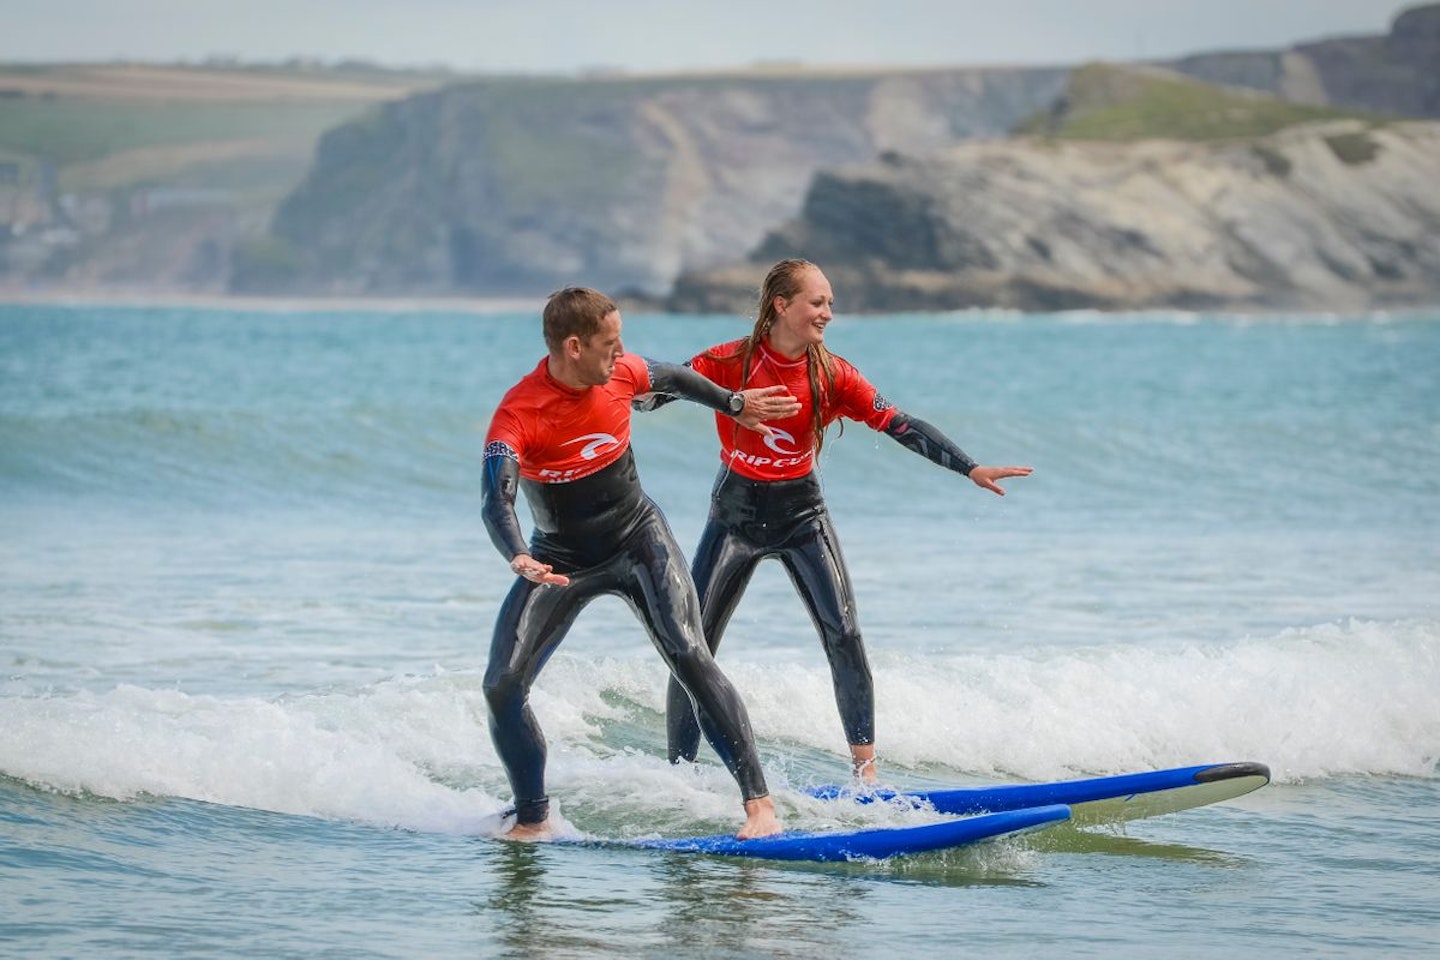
546, 354, 588, 390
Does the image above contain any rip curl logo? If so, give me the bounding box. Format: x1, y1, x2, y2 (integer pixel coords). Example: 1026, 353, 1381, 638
763, 427, 800, 455
537, 432, 623, 482
729, 425, 813, 471
873, 394, 895, 412
561, 432, 621, 460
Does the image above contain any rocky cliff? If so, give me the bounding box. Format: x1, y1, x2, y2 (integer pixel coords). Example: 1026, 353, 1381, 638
669, 118, 1440, 313
244, 68, 1069, 297
244, 5, 1440, 305
6, 10, 1436, 302
1168, 4, 1440, 118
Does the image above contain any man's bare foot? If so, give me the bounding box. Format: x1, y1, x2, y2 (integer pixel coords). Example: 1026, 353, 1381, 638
503, 819, 552, 842
737, 796, 782, 839
850, 745, 878, 784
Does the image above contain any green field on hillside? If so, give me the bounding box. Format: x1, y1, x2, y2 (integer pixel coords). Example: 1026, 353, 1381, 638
0, 61, 445, 194
1016, 63, 1379, 141
0, 98, 371, 165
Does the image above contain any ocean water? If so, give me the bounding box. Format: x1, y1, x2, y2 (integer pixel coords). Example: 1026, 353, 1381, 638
1, 302, 1437, 958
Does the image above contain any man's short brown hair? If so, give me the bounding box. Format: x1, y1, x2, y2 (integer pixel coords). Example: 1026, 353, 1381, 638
543, 287, 618, 352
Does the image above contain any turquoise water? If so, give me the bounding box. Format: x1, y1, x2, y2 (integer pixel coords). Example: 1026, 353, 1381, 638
2, 303, 1438, 957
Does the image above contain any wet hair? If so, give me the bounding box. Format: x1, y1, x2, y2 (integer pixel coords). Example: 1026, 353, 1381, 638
711, 258, 838, 456
543, 287, 618, 353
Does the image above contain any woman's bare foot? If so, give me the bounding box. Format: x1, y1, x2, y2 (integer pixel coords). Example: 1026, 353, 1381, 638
737, 796, 782, 839
850, 745, 878, 784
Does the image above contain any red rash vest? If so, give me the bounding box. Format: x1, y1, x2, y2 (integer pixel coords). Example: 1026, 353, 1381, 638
690, 338, 896, 481
485, 353, 650, 483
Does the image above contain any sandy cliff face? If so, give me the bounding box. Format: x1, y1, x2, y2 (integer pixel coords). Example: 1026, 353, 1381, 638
671, 121, 1440, 313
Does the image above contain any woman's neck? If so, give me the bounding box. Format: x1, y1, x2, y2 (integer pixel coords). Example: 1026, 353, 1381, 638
764, 328, 809, 361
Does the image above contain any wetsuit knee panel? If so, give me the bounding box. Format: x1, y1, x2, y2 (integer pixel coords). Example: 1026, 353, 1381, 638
665, 644, 717, 686
482, 663, 527, 708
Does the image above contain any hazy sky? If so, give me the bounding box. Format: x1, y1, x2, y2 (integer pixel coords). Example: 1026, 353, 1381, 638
1, 0, 1414, 74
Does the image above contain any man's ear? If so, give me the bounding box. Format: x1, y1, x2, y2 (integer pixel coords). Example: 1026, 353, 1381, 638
562, 335, 583, 359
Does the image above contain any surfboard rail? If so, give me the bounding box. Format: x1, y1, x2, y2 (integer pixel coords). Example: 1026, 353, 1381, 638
568, 802, 1071, 862
808, 761, 1270, 826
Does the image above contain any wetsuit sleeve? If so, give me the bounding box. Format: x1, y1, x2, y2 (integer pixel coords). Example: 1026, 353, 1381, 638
482, 441, 529, 559
883, 411, 979, 477
831, 356, 899, 431
634, 358, 735, 414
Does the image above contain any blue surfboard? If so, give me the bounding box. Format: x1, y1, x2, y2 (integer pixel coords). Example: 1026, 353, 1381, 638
808, 761, 1269, 826
577, 803, 1070, 862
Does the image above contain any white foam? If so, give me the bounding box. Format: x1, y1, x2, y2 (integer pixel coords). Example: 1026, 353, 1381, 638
0, 679, 509, 834
2, 618, 1434, 834
862, 617, 1440, 782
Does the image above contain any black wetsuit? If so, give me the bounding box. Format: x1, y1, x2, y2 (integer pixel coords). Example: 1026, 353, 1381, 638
665, 469, 870, 761
482, 356, 769, 825
657, 336, 980, 765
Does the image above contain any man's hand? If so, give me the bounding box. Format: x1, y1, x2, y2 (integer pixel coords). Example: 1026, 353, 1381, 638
735, 385, 800, 436
510, 553, 570, 586
969, 465, 1033, 495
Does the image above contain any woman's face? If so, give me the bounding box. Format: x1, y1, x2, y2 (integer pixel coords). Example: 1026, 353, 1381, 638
771, 267, 834, 350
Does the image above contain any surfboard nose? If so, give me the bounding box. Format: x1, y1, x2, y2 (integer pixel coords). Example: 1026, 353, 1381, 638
1194, 761, 1271, 784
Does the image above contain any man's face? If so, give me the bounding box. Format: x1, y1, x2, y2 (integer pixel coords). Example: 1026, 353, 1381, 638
573, 310, 624, 386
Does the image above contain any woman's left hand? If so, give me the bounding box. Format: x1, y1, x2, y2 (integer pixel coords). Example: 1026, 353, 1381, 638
969, 465, 1033, 495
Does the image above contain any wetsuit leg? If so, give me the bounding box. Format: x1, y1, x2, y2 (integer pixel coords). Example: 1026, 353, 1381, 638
621, 507, 769, 800
665, 517, 763, 763
483, 574, 593, 825
777, 510, 874, 747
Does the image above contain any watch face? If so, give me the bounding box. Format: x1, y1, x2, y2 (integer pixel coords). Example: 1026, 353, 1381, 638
728, 393, 744, 414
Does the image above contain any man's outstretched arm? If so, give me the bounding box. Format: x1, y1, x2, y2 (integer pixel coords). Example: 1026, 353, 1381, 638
639, 360, 799, 434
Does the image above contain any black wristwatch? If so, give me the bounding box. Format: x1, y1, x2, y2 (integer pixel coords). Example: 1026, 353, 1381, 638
725, 391, 746, 416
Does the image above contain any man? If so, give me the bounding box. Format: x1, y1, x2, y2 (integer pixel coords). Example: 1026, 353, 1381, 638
481, 287, 799, 840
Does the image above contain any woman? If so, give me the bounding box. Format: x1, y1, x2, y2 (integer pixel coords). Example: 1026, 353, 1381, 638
665, 259, 1031, 782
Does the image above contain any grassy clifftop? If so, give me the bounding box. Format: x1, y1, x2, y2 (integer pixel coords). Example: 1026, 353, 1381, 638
0, 62, 450, 193
1015, 62, 1380, 142
0, 62, 458, 292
